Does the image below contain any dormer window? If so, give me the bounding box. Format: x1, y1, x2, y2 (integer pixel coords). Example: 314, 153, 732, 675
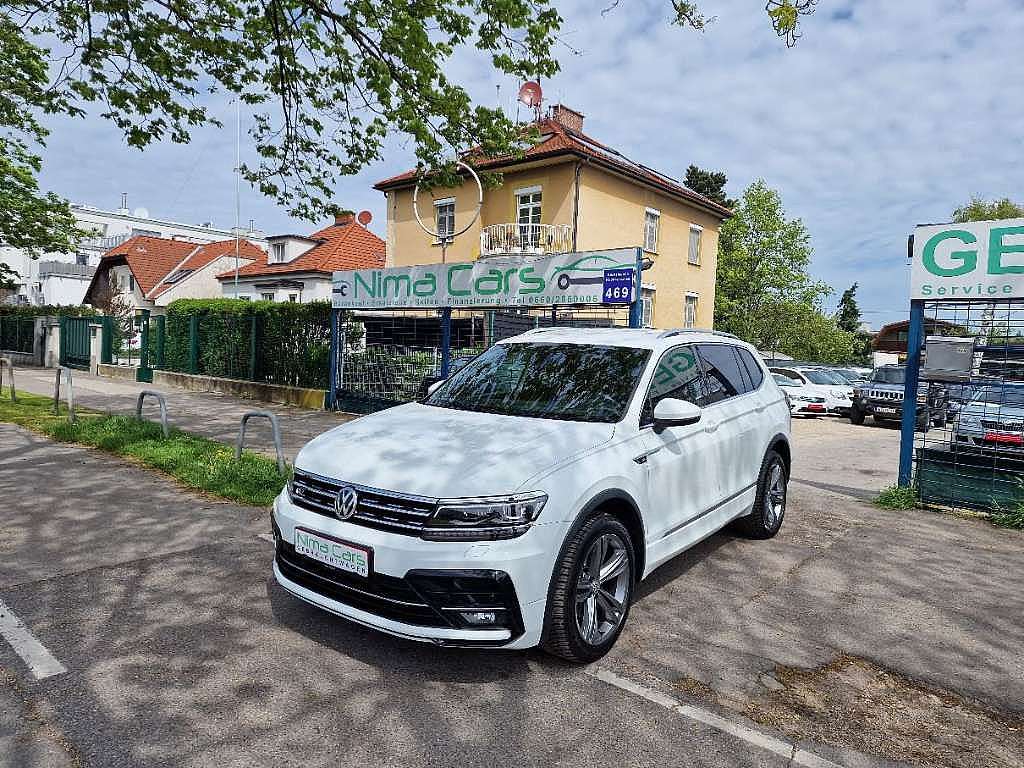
272, 242, 286, 262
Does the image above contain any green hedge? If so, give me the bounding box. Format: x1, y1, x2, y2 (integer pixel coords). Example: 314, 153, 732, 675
161, 299, 353, 389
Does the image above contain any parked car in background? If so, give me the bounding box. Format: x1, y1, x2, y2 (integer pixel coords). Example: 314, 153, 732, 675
830, 367, 869, 385
952, 383, 1024, 452
769, 366, 854, 415
850, 365, 948, 430
773, 373, 827, 417
273, 328, 792, 663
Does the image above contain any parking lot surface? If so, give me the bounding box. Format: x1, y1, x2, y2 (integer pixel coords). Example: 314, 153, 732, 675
2, 416, 1022, 767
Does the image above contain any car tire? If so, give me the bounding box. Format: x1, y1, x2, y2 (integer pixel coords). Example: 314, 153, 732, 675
850, 406, 865, 425
732, 450, 787, 540
541, 513, 635, 664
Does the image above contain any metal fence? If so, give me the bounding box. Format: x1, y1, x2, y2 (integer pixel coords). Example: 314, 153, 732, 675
333, 306, 632, 413
909, 298, 1024, 514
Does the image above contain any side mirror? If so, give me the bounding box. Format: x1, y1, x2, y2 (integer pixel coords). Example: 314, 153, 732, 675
652, 398, 702, 432
426, 380, 445, 397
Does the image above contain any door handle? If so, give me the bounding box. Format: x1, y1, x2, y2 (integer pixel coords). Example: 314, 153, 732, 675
633, 446, 662, 464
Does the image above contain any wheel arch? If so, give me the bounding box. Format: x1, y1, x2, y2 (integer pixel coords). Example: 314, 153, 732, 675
768, 433, 792, 476
578, 489, 646, 581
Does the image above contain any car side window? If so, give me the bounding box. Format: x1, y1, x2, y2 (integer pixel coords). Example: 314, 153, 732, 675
737, 348, 765, 390
697, 344, 747, 404
641, 345, 706, 425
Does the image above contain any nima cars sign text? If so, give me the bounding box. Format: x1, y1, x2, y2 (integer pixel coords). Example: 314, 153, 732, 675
332, 249, 637, 309
912, 218, 1024, 300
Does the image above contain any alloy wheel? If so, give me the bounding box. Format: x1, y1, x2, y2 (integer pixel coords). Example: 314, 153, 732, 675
574, 532, 630, 646
764, 462, 786, 529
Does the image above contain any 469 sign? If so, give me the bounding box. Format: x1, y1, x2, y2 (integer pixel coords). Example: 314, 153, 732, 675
601, 268, 635, 304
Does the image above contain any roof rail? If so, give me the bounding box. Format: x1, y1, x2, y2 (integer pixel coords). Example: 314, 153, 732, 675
657, 328, 739, 340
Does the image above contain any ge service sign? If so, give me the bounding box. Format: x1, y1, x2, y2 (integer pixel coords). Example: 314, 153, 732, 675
912, 218, 1024, 299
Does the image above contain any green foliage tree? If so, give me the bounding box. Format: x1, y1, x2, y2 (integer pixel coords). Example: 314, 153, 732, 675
776, 304, 856, 365
835, 283, 861, 333
0, 263, 19, 293
714, 179, 830, 354
684, 165, 736, 209
952, 197, 1024, 223
4, 0, 816, 255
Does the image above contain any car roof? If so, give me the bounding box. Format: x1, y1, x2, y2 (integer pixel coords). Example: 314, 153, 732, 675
501, 326, 752, 352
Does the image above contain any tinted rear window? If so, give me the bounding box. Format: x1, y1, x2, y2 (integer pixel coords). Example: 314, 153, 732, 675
697, 344, 747, 403
737, 348, 765, 391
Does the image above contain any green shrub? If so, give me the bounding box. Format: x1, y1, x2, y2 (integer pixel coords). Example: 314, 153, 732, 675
0, 305, 97, 318
875, 485, 918, 510
989, 507, 1024, 530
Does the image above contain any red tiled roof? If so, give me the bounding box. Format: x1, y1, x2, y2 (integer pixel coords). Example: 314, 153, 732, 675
92, 236, 199, 295
373, 118, 732, 219
215, 220, 385, 279
149, 238, 265, 297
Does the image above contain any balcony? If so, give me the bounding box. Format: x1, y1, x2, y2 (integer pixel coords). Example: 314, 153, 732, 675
479, 223, 573, 257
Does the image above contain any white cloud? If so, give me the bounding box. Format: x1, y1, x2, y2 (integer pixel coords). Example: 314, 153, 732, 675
37, 0, 1024, 326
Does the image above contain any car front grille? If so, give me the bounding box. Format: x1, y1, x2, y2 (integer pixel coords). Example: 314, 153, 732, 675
981, 419, 1024, 432
869, 389, 903, 401
275, 539, 448, 627
290, 469, 436, 536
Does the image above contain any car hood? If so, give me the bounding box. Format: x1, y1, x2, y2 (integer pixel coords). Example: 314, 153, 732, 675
294, 402, 616, 498
960, 402, 1024, 420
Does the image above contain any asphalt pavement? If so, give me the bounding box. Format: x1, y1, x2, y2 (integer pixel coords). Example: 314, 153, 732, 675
2, 413, 1022, 767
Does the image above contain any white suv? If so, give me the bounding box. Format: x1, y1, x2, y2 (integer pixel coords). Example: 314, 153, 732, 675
273, 328, 791, 662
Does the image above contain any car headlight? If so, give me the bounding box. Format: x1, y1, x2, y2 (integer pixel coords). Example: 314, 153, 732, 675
917, 392, 928, 404
422, 492, 548, 541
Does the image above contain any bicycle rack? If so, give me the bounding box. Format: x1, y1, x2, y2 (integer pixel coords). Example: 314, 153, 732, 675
136, 390, 170, 438
53, 366, 75, 422
0, 357, 14, 402
235, 410, 286, 474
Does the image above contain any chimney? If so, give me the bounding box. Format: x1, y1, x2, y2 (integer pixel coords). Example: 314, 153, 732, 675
118, 192, 130, 214
334, 210, 355, 226
550, 104, 584, 133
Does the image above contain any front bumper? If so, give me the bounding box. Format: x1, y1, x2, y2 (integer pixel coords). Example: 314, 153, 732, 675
271, 493, 559, 649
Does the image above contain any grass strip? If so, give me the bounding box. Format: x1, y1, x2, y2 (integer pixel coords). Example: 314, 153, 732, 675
0, 391, 288, 506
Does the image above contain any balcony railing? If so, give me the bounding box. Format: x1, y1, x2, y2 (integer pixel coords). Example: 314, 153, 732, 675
80, 233, 132, 251
480, 223, 573, 257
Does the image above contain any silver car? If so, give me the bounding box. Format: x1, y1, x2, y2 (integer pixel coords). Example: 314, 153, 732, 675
952, 384, 1024, 451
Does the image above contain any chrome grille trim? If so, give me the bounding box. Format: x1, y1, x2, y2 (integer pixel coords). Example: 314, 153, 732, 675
290, 469, 438, 536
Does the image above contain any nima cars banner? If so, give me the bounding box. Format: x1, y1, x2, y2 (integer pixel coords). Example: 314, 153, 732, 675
332, 248, 638, 309
912, 218, 1024, 300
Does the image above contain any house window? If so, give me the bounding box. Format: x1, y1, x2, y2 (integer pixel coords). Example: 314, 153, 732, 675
684, 294, 699, 329
75, 252, 89, 266
644, 209, 660, 253
261, 292, 274, 301
641, 288, 655, 328
288, 293, 298, 303
517, 187, 542, 248
434, 198, 455, 241
272, 242, 286, 262
688, 225, 703, 265
238, 296, 251, 301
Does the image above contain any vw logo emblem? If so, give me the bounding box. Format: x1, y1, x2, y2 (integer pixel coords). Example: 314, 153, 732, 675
334, 486, 359, 520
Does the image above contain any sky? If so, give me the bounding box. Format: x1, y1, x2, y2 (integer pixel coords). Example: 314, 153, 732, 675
36, 0, 1024, 327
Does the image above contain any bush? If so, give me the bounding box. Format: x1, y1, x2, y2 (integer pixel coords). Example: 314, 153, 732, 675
0, 305, 97, 318
989, 507, 1024, 530
875, 485, 917, 510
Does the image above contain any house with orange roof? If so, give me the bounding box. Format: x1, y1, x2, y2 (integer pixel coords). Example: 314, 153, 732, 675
83, 236, 267, 311
374, 105, 731, 329
214, 212, 385, 303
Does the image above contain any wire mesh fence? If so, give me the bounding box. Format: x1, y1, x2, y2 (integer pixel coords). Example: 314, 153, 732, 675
912, 298, 1024, 514
334, 305, 632, 413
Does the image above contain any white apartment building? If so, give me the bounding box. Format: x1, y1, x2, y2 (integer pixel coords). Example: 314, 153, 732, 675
1, 194, 266, 306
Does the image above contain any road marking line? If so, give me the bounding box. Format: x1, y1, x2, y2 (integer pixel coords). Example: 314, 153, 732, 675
257, 533, 275, 545
0, 599, 67, 680
589, 668, 844, 768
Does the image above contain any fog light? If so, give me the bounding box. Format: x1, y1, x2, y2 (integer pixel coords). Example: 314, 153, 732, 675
460, 611, 498, 626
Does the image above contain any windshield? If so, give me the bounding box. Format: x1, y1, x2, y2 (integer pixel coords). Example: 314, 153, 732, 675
424, 342, 651, 423
971, 386, 1024, 407
803, 370, 838, 385
773, 374, 799, 388
872, 368, 906, 385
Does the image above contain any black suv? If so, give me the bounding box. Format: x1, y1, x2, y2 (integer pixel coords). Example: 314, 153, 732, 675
850, 365, 948, 430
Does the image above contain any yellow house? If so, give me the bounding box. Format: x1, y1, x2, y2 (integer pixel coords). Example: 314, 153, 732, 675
373, 105, 731, 329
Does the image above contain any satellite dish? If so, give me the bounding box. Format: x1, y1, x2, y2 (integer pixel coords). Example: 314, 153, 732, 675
132, 207, 150, 219
518, 81, 543, 108
357, 210, 373, 226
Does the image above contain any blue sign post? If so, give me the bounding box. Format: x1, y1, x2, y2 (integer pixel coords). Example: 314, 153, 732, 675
602, 268, 635, 304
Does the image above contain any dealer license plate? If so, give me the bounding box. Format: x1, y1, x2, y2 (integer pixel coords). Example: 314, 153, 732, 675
876, 407, 898, 415
294, 527, 371, 578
